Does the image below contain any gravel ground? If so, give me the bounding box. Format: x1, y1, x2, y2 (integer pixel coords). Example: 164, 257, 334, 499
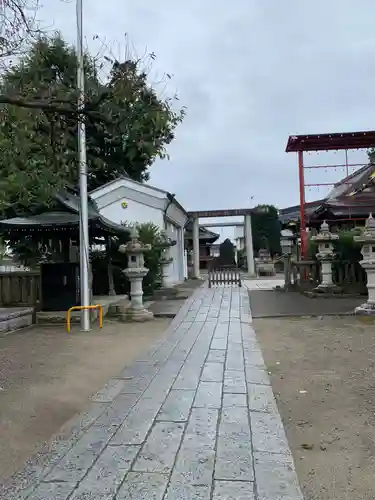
0, 318, 170, 483
253, 315, 375, 500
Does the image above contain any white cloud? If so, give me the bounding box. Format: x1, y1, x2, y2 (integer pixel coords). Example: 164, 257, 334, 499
39, 0, 375, 218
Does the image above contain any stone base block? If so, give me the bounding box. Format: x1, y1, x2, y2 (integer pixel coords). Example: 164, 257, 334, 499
0, 307, 34, 334
355, 302, 375, 315
119, 307, 154, 322
108, 297, 130, 315
313, 284, 342, 294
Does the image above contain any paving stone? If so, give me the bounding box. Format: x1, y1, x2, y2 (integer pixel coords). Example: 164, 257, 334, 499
250, 411, 292, 455
117, 361, 158, 380
119, 376, 153, 395
247, 384, 278, 413
241, 337, 261, 351
195, 313, 208, 322
170, 324, 203, 361
133, 422, 185, 473
91, 379, 127, 403
164, 482, 210, 500
254, 451, 303, 500
92, 393, 139, 430
241, 322, 256, 338
45, 424, 115, 483
223, 370, 246, 394
193, 381, 222, 408
70, 445, 139, 499
228, 327, 242, 344
116, 472, 169, 500
206, 349, 226, 363
185, 311, 198, 322
222, 393, 247, 407
164, 408, 218, 500
213, 323, 229, 338
110, 398, 162, 445
215, 407, 254, 481
26, 482, 76, 500
173, 363, 201, 390
213, 480, 255, 500
225, 343, 244, 371
200, 362, 224, 382
210, 337, 227, 350
156, 390, 195, 422
245, 365, 270, 385
144, 364, 182, 402
243, 348, 265, 367
69, 401, 109, 433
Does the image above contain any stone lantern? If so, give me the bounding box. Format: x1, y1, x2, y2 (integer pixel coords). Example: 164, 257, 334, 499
119, 228, 154, 321
159, 234, 176, 288
312, 221, 339, 291
280, 229, 295, 290
354, 214, 375, 315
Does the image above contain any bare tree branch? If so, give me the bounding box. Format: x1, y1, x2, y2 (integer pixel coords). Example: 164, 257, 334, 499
0, 0, 40, 66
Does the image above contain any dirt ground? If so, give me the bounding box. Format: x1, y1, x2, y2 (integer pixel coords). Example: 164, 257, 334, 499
254, 316, 375, 500
0, 318, 170, 483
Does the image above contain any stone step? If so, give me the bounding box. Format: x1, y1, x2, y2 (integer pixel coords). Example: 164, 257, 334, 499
0, 307, 34, 335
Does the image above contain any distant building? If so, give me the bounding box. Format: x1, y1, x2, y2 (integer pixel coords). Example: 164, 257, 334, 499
90, 176, 188, 286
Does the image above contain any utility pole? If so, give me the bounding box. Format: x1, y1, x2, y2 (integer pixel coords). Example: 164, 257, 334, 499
76, 0, 90, 331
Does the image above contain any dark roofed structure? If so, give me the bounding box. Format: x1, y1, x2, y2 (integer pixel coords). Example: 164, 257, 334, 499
280, 162, 375, 227
279, 200, 325, 225
0, 187, 130, 238
286, 131, 375, 152
184, 221, 219, 244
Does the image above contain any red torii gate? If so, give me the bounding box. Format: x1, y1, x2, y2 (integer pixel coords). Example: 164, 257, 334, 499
286, 130, 375, 259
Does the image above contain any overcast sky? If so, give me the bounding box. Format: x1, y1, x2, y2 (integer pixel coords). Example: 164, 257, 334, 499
40, 1, 373, 239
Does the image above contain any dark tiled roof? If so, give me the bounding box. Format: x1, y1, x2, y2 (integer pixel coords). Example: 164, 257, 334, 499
0, 188, 130, 236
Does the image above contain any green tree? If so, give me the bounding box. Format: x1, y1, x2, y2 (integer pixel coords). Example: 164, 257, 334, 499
0, 35, 185, 215
219, 239, 236, 266
91, 222, 170, 296
252, 205, 281, 256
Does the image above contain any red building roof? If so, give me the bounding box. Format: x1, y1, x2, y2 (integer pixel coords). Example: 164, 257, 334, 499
286, 131, 375, 152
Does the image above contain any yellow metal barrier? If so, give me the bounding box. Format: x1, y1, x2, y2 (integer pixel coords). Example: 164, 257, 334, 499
66, 304, 103, 333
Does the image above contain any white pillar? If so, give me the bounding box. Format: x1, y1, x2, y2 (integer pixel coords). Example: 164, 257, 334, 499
192, 217, 200, 278
245, 214, 255, 277
183, 250, 188, 279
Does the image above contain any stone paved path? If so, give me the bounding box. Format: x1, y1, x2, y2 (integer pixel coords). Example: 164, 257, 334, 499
4, 286, 303, 500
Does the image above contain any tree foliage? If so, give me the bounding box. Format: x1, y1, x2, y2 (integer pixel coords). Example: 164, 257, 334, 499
252, 204, 281, 256
91, 222, 170, 297
219, 238, 236, 266
0, 35, 185, 216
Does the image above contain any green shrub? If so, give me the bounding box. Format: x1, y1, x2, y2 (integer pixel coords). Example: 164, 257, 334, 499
92, 221, 170, 297
307, 228, 363, 263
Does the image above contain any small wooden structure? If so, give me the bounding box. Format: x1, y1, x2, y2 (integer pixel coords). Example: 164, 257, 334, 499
0, 270, 41, 307
208, 267, 241, 288
0, 188, 130, 312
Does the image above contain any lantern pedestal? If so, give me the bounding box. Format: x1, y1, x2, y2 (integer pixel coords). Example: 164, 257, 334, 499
123, 269, 154, 322
314, 257, 339, 292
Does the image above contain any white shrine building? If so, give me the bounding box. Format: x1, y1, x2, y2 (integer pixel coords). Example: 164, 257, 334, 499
90, 176, 188, 287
